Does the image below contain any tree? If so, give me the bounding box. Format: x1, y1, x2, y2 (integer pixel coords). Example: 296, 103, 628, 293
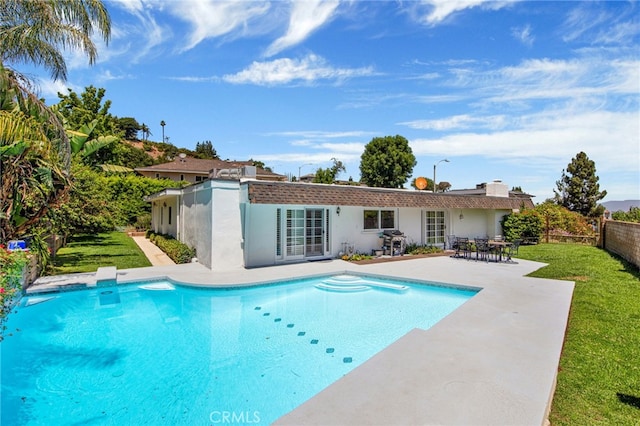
0, 0, 111, 82
117, 117, 141, 140
313, 158, 346, 184
55, 86, 120, 137
249, 159, 273, 172
0, 0, 112, 241
437, 181, 451, 192
0, 65, 71, 242
140, 123, 151, 140
194, 140, 219, 159
359, 135, 416, 188
554, 151, 607, 217
612, 207, 640, 223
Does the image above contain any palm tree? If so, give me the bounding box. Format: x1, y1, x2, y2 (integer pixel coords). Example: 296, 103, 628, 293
0, 0, 112, 240
0, 65, 71, 241
160, 120, 166, 143
140, 123, 151, 141
0, 0, 111, 81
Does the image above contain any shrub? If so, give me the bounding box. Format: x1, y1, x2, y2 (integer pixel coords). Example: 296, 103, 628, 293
341, 252, 374, 261
405, 244, 443, 255
611, 207, 640, 223
0, 247, 28, 341
501, 210, 543, 242
146, 232, 195, 264
134, 214, 151, 231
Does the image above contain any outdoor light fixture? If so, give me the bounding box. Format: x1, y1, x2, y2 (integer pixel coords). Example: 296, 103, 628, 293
336, 206, 341, 216
433, 158, 450, 193
459, 212, 464, 220
298, 163, 313, 180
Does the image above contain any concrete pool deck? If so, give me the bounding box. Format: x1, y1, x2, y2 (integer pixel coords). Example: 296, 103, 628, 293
28, 256, 574, 426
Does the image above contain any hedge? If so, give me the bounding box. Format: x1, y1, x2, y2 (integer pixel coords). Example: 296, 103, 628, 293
147, 232, 196, 264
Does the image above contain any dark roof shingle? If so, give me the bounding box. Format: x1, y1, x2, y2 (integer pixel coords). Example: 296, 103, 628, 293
246, 181, 534, 210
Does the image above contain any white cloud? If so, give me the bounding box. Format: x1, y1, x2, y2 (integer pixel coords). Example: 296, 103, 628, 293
409, 110, 639, 173
168, 1, 271, 51
511, 24, 534, 46
222, 54, 375, 86
34, 79, 76, 100
264, 0, 340, 57
593, 20, 640, 45
412, 0, 516, 26
272, 130, 376, 139
400, 114, 508, 131
562, 4, 611, 43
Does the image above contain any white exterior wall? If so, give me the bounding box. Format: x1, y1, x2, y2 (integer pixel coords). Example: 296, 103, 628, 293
486, 181, 509, 197
243, 204, 281, 267
447, 209, 511, 239
210, 182, 244, 270
181, 183, 213, 268
151, 197, 179, 236
180, 180, 244, 270
398, 208, 425, 247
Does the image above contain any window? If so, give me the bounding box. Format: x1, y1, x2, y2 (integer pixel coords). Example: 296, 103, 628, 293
168, 207, 172, 225
196, 176, 204, 182
363, 209, 395, 230
180, 174, 184, 181
381, 210, 395, 229
363, 210, 378, 229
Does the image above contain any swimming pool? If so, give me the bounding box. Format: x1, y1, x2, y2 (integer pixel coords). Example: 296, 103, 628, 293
1, 274, 477, 425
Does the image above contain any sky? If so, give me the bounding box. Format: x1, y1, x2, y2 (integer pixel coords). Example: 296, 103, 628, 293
26, 0, 640, 202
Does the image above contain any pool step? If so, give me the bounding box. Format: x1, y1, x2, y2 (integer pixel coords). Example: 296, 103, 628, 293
95, 266, 117, 287
315, 282, 371, 292
139, 282, 175, 291
319, 276, 410, 293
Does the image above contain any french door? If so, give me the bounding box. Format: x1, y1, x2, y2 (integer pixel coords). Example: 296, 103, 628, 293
305, 209, 324, 257
283, 208, 326, 260
425, 210, 446, 246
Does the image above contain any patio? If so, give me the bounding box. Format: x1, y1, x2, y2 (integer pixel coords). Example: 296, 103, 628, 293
28, 256, 573, 426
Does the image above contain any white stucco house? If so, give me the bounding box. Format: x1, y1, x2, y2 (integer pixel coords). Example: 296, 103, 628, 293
146, 175, 534, 270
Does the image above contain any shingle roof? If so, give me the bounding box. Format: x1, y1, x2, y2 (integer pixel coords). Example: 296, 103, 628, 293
246, 181, 534, 210
134, 157, 285, 180
135, 157, 251, 173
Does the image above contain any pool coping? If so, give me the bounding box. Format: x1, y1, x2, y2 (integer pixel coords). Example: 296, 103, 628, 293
27, 256, 574, 425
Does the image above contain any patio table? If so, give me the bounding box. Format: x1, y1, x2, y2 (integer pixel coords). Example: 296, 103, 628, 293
489, 240, 512, 262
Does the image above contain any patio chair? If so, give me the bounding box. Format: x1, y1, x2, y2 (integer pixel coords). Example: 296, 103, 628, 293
446, 234, 457, 251
504, 239, 522, 261
453, 237, 470, 259
474, 238, 491, 262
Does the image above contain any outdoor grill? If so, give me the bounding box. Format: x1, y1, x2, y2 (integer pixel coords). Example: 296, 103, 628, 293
382, 230, 406, 256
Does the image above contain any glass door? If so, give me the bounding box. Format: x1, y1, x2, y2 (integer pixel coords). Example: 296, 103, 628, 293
425, 210, 446, 246
305, 209, 324, 257
286, 209, 305, 258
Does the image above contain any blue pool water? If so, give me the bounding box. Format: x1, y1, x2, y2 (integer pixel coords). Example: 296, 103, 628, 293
1, 274, 477, 425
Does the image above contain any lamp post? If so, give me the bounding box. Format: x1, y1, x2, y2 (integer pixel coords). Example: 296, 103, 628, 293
298, 163, 313, 181
433, 159, 450, 193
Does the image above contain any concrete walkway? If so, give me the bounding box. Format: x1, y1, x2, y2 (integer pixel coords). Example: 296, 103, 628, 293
131, 235, 175, 266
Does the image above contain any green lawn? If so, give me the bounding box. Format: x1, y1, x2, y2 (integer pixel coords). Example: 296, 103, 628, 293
516, 243, 640, 425
50, 232, 151, 274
